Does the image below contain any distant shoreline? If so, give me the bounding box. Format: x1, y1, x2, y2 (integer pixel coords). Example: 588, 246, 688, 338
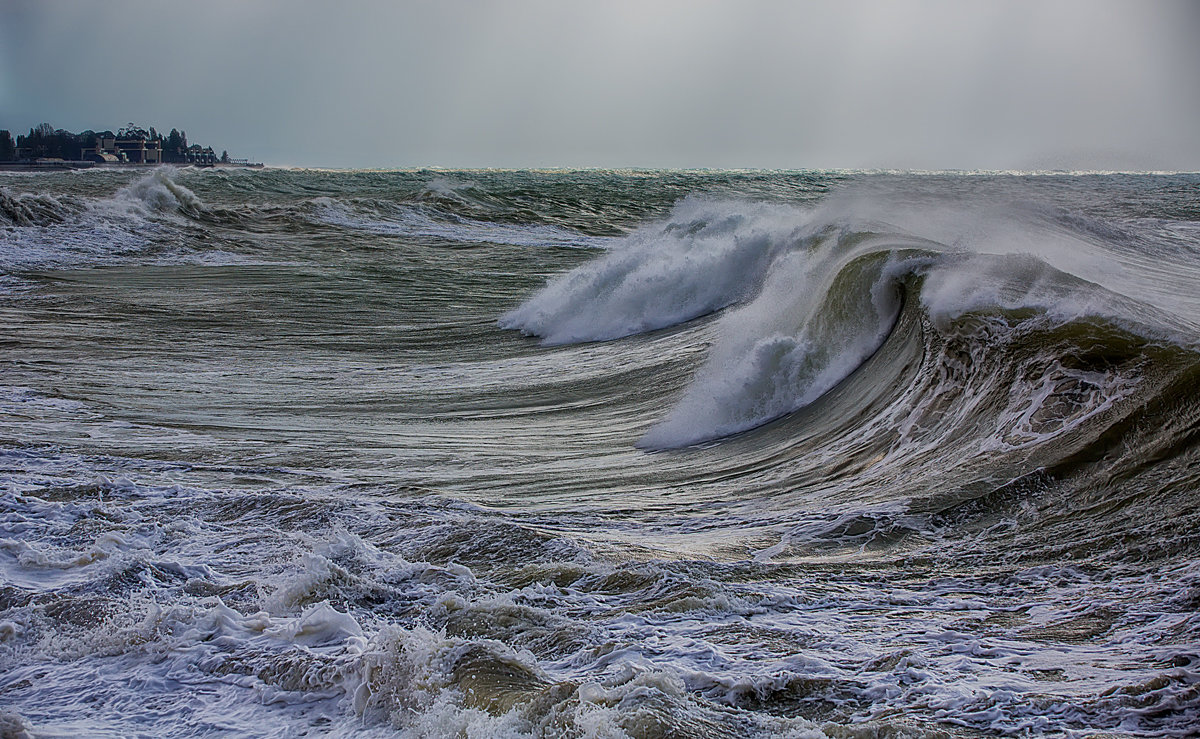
0, 161, 264, 172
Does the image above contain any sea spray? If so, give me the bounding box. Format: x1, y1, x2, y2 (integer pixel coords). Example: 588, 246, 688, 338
112, 167, 203, 215
499, 197, 813, 344
639, 246, 913, 448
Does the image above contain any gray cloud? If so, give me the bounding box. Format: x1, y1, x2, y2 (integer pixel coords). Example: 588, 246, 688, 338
3, 0, 1198, 169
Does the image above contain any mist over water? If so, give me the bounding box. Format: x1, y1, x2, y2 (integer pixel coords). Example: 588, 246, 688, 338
2, 167, 1200, 737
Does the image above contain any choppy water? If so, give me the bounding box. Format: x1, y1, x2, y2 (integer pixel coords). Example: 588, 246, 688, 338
2, 167, 1199, 737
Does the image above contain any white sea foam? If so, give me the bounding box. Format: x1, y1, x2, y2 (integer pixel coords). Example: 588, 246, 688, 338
639, 247, 912, 448
0, 168, 206, 279
0, 170, 279, 286
3, 459, 1194, 736
500, 197, 812, 344
417, 176, 480, 202
109, 167, 203, 215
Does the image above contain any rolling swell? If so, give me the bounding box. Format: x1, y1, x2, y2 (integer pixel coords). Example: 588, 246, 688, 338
873, 284, 1200, 550
502, 188, 1200, 574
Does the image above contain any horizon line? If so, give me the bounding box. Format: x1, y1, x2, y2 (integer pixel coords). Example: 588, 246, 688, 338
211, 164, 1200, 176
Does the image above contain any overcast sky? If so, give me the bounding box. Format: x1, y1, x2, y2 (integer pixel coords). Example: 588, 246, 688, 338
3, 0, 1198, 169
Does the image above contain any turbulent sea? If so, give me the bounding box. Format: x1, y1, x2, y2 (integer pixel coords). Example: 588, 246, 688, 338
2, 167, 1200, 738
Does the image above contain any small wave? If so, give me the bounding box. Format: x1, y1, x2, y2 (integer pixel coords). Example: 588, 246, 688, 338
416, 176, 481, 203
0, 169, 223, 276
309, 196, 605, 249
0, 188, 82, 227
108, 167, 204, 216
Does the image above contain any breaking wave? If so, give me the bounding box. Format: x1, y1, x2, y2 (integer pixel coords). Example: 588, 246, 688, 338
502, 192, 1200, 448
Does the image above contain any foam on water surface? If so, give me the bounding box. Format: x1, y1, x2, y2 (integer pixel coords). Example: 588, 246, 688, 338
2, 170, 1199, 737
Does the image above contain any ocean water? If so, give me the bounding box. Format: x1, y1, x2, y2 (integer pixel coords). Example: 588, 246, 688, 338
2, 166, 1199, 737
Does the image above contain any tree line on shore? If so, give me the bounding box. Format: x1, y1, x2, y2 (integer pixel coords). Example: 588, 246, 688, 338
0, 123, 230, 164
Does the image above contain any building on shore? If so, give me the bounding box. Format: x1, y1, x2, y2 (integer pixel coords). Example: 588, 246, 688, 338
82, 134, 162, 164
2, 124, 259, 168
183, 144, 218, 166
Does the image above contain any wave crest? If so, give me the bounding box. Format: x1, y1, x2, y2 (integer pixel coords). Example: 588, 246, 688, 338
112, 167, 203, 215
0, 188, 81, 227
500, 197, 812, 344
503, 192, 1200, 448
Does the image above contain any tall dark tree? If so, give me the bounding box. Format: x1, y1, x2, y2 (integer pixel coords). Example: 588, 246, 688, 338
118, 124, 148, 140
61, 131, 83, 161
0, 130, 14, 161
165, 129, 183, 162
20, 124, 61, 158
